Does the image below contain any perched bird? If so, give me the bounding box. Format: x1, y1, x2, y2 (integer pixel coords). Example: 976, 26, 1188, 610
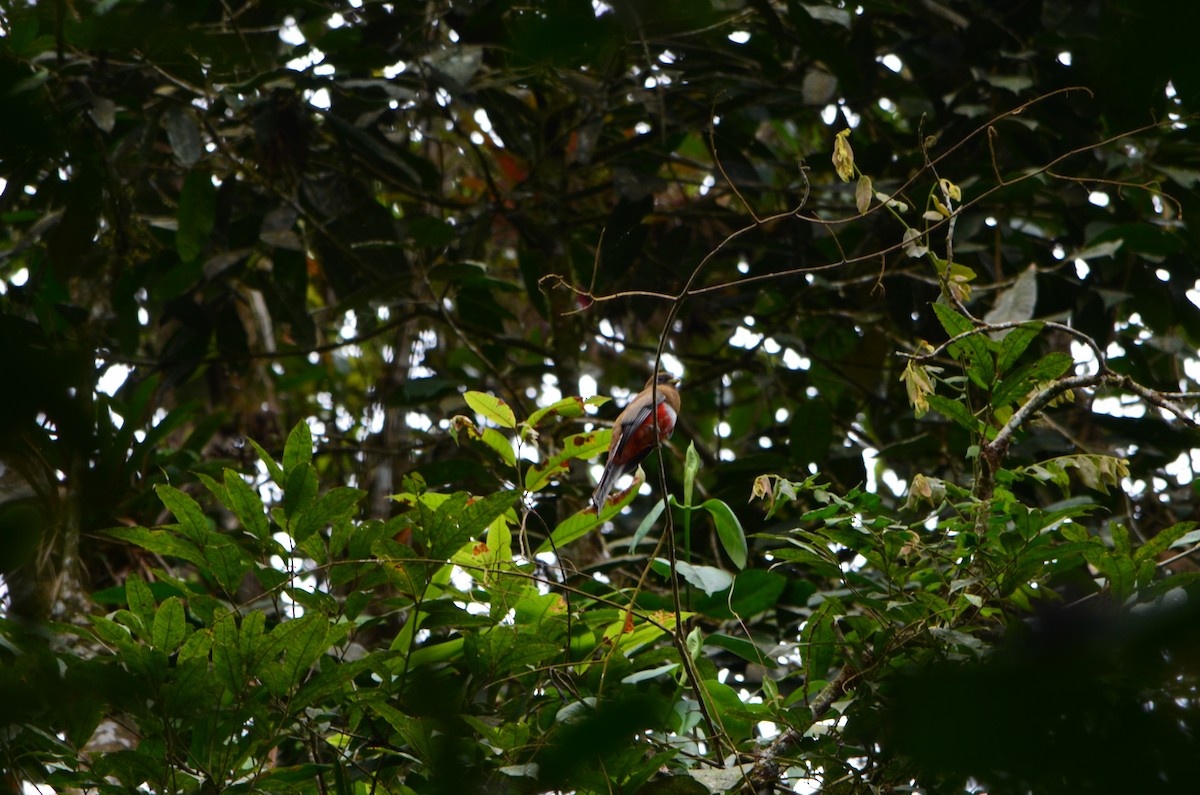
592, 372, 681, 510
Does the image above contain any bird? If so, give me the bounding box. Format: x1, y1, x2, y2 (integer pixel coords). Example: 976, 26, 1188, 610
591, 372, 681, 510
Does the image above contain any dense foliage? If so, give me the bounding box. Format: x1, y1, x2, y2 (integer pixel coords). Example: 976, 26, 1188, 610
2, 1, 1200, 792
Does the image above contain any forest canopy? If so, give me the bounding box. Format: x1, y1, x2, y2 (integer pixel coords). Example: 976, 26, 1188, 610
2, 1, 1200, 793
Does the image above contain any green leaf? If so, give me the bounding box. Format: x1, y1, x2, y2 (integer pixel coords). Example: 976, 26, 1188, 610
701, 498, 747, 570
197, 471, 229, 507
630, 498, 666, 553
212, 611, 245, 694
621, 662, 680, 684
239, 610, 267, 675
926, 394, 983, 432
537, 477, 641, 554
524, 429, 611, 492
283, 463, 319, 524
247, 438, 285, 483
204, 540, 253, 595
802, 597, 842, 682
526, 395, 608, 428
991, 352, 1075, 408
283, 421, 314, 474
155, 484, 211, 544
704, 633, 777, 669
151, 597, 187, 653
224, 468, 271, 543
662, 560, 733, 596
933, 302, 995, 388
104, 526, 205, 568
479, 427, 516, 467
684, 441, 700, 507
465, 391, 516, 428
90, 615, 137, 655
996, 321, 1044, 372
699, 680, 754, 742
278, 614, 331, 691
1135, 522, 1199, 563
424, 491, 518, 560
124, 572, 157, 635
693, 568, 788, 619
176, 169, 215, 262
291, 486, 365, 544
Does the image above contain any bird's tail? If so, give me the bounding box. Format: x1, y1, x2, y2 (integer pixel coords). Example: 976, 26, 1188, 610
592, 466, 618, 511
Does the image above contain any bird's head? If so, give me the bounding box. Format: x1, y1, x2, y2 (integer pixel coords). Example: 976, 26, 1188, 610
646, 372, 680, 389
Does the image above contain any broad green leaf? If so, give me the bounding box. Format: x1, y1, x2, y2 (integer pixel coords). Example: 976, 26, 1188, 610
224, 468, 271, 543
204, 540, 253, 595
802, 597, 842, 682
526, 395, 609, 428
480, 427, 516, 467
155, 484, 211, 544
1085, 548, 1137, 602
90, 615, 136, 654
177, 627, 212, 666
176, 169, 215, 262
253, 766, 334, 786
282, 614, 331, 687
212, 612, 245, 694
926, 394, 982, 432
1135, 522, 1200, 563
423, 490, 517, 560
621, 662, 680, 684
991, 352, 1074, 408
537, 476, 641, 554
283, 421, 314, 474
291, 486, 365, 543
247, 438, 285, 483
630, 498, 666, 553
704, 633, 777, 669
197, 471, 229, 507
104, 526, 205, 568
283, 463, 319, 523
239, 609, 267, 676
537, 506, 603, 554
662, 560, 733, 596
151, 597, 186, 653
701, 498, 747, 570
694, 568, 789, 619
996, 321, 1044, 372
465, 391, 516, 428
524, 429, 611, 492
124, 573, 156, 635
699, 679, 753, 742
933, 303, 995, 388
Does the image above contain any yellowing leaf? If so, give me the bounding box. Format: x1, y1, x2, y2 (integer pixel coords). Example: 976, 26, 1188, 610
855, 174, 873, 214
832, 128, 854, 182
900, 360, 934, 418
465, 391, 516, 428
938, 177, 962, 202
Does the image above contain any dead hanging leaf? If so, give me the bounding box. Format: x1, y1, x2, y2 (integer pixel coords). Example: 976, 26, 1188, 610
832, 129, 854, 182
984, 264, 1038, 339
946, 262, 976, 304
900, 359, 935, 418
855, 174, 873, 214
938, 177, 962, 202
902, 227, 928, 258
903, 473, 945, 510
